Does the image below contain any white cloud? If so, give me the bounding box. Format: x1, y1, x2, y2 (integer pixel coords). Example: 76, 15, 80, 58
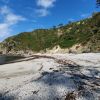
36, 8, 49, 17
0, 6, 10, 15
81, 13, 90, 18
6, 13, 26, 25
0, 6, 26, 41
68, 18, 74, 22
36, 0, 56, 17
37, 0, 56, 8
0, 23, 11, 38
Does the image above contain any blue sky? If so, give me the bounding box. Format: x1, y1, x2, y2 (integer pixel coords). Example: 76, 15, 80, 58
0, 0, 99, 41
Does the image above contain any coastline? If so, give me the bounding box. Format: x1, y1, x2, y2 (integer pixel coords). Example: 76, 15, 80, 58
0, 53, 100, 100
0, 55, 25, 65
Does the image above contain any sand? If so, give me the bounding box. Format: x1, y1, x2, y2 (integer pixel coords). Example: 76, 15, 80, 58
0, 53, 100, 100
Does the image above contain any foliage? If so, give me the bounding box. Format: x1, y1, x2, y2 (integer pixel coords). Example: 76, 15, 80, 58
1, 12, 100, 52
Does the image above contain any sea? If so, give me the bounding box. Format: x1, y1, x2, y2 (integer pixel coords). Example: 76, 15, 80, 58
0, 55, 24, 65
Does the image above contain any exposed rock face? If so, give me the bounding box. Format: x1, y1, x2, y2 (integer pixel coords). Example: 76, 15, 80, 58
57, 29, 63, 37
46, 45, 69, 54
0, 43, 97, 55
0, 44, 6, 54
44, 44, 90, 54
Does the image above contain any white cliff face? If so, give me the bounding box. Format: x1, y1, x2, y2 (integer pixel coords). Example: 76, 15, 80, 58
46, 44, 89, 54
0, 53, 100, 100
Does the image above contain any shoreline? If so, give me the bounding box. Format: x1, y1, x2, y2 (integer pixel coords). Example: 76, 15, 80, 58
0, 53, 100, 100
0, 53, 100, 65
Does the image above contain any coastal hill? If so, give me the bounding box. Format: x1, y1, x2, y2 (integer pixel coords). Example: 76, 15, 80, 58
0, 12, 100, 55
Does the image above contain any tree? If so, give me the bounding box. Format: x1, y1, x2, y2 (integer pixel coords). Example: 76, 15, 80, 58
68, 21, 72, 24
53, 26, 56, 30
96, 0, 100, 7
58, 24, 63, 28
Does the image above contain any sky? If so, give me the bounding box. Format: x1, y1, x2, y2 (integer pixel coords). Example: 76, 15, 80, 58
0, 0, 99, 41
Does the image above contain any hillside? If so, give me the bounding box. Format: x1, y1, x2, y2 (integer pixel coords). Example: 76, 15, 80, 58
0, 12, 100, 55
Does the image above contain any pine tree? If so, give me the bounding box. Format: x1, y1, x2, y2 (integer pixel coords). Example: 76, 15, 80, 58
96, 0, 100, 7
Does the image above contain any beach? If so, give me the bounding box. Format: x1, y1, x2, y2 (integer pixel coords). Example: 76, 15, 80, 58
0, 53, 100, 100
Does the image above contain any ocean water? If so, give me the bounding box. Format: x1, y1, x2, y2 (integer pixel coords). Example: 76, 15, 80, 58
0, 55, 24, 65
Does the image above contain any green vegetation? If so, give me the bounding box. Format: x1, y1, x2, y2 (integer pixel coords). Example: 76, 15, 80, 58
1, 12, 100, 53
